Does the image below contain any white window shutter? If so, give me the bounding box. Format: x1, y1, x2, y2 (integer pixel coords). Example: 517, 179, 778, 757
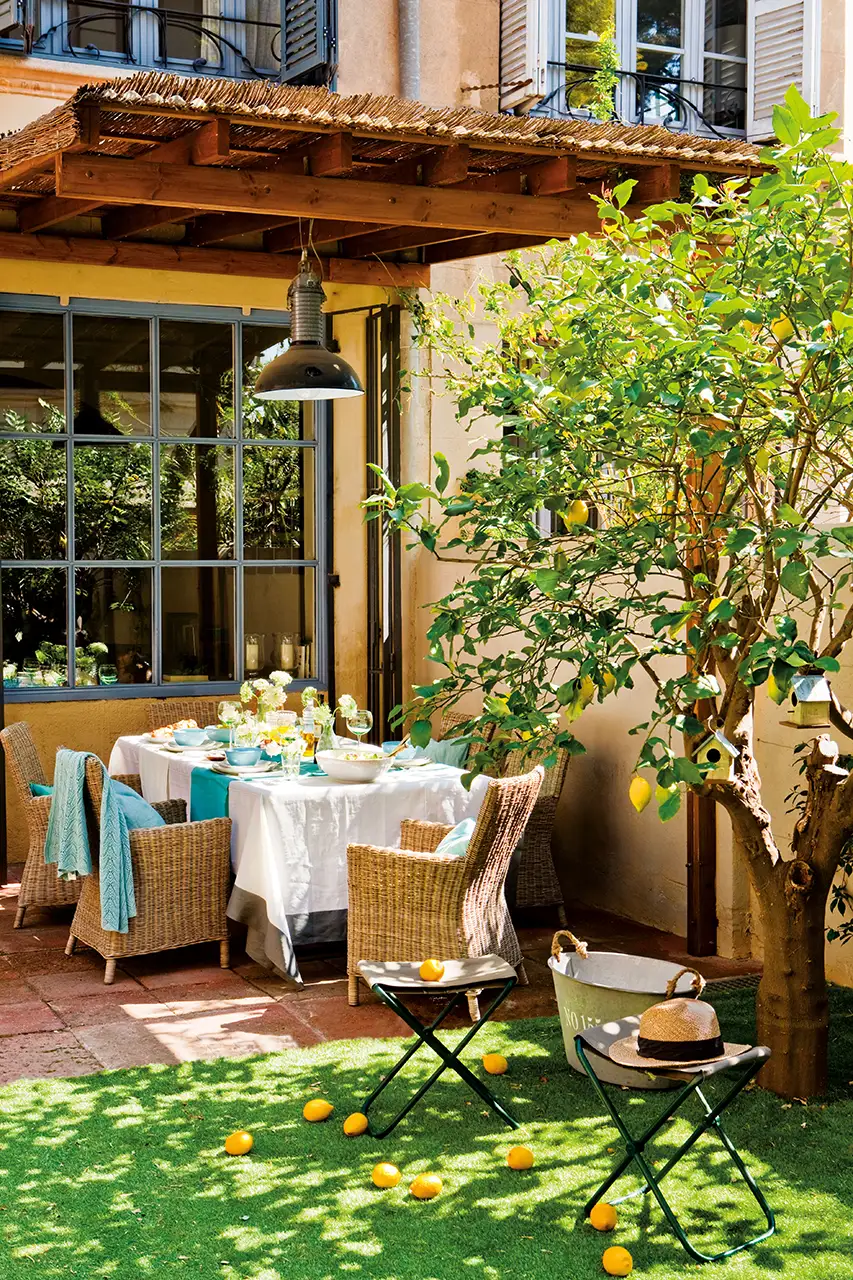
500, 0, 547, 113
746, 0, 818, 141
0, 0, 18, 34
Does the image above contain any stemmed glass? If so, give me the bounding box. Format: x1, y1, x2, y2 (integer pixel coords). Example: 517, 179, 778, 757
218, 700, 241, 747
346, 709, 373, 743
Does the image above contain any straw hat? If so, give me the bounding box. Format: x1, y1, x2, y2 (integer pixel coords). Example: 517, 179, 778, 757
610, 984, 749, 1070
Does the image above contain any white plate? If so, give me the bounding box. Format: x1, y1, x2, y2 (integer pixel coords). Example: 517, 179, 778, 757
160, 740, 213, 754
211, 761, 278, 777
391, 756, 434, 769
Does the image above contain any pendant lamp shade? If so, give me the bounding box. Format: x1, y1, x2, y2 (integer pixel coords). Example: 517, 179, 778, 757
253, 253, 364, 402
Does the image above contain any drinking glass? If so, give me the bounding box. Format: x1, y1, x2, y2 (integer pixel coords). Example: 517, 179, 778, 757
98, 664, 119, 686
281, 736, 303, 780
346, 709, 373, 742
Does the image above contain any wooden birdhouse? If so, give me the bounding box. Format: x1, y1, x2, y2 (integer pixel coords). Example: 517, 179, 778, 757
695, 730, 739, 781
790, 674, 832, 728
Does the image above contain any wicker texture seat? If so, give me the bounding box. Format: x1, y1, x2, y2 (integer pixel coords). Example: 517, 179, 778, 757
147, 699, 220, 731
66, 756, 231, 983
438, 707, 496, 744
346, 766, 543, 1008
502, 738, 569, 918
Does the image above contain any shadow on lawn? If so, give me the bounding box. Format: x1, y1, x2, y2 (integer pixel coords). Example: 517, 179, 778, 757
0, 990, 852, 1279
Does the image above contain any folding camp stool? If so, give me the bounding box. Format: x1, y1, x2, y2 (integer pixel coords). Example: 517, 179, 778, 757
356, 956, 519, 1138
575, 1016, 776, 1264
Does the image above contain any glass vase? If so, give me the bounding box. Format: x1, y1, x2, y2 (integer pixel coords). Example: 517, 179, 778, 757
316, 721, 336, 753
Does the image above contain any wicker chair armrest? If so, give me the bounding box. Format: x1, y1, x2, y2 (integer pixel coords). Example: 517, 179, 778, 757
26, 793, 51, 845
348, 841, 467, 891
151, 798, 187, 825
129, 816, 232, 873
399, 819, 454, 853
112, 774, 143, 795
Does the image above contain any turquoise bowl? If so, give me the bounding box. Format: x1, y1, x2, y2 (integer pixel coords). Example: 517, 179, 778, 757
173, 728, 208, 747
224, 746, 262, 767
205, 726, 235, 744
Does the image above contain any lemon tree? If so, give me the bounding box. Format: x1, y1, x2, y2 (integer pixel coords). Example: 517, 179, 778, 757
368, 91, 853, 1100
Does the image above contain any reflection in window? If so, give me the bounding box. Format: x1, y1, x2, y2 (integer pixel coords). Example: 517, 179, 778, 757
242, 0, 281, 72
75, 567, 152, 685
2, 567, 68, 688
244, 567, 315, 679
74, 443, 152, 560
565, 0, 614, 68
160, 443, 235, 559
242, 326, 313, 440
162, 566, 234, 682
160, 320, 234, 438
0, 440, 66, 560
73, 314, 150, 437
636, 0, 681, 46
0, 310, 64, 433
703, 0, 746, 131
158, 0, 205, 63
243, 445, 313, 560
66, 0, 128, 52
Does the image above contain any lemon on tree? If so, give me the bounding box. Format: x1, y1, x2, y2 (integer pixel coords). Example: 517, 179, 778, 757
564, 499, 589, 525
628, 776, 652, 813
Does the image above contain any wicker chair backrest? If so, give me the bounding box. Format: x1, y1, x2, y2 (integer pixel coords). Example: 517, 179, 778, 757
501, 737, 570, 801
147, 699, 220, 731
463, 766, 543, 886
0, 722, 48, 805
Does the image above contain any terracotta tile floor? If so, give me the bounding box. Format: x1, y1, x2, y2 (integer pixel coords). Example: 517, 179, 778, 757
0, 863, 760, 1084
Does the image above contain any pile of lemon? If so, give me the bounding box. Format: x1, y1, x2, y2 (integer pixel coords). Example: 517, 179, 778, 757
590, 1203, 633, 1275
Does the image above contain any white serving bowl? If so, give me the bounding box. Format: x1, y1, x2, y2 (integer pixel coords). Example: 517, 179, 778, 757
315, 748, 391, 783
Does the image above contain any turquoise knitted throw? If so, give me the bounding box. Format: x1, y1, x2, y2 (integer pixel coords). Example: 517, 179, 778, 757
44, 749, 137, 934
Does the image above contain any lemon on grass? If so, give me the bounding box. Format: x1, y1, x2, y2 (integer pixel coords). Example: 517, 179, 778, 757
602, 1245, 633, 1275
343, 1112, 368, 1137
482, 1053, 508, 1075
302, 1098, 334, 1123
419, 958, 445, 982
589, 1202, 617, 1231
506, 1145, 534, 1170
223, 1130, 253, 1156
628, 776, 652, 813
410, 1173, 443, 1200
372, 1163, 401, 1189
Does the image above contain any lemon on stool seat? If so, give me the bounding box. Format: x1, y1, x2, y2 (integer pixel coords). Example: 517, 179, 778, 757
223, 1130, 253, 1156
372, 1163, 401, 1189
602, 1246, 633, 1276
343, 1112, 368, 1137
482, 1053, 508, 1075
506, 1145, 534, 1170
302, 1098, 334, 1123
410, 1173, 443, 1199
590, 1202, 617, 1231
419, 958, 445, 981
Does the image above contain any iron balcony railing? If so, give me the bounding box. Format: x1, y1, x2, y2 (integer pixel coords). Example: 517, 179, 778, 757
536, 61, 746, 138
4, 0, 280, 79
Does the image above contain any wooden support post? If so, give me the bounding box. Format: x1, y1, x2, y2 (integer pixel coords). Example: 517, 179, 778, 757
308, 132, 353, 177
423, 144, 470, 186
526, 155, 577, 196
687, 790, 717, 955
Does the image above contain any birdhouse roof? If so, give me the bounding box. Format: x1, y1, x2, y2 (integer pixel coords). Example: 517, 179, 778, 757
791, 674, 832, 702
698, 730, 740, 759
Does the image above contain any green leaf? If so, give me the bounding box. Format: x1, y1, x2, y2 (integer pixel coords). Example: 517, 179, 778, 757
673, 757, 704, 786
776, 502, 804, 525
398, 482, 434, 502
433, 452, 450, 494
780, 560, 810, 601
773, 104, 800, 145
659, 788, 682, 822
815, 656, 841, 672
410, 719, 433, 748
726, 526, 757, 554
535, 568, 560, 595
612, 179, 636, 208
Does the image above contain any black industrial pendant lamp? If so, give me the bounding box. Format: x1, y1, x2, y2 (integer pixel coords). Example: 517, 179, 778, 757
254, 251, 364, 402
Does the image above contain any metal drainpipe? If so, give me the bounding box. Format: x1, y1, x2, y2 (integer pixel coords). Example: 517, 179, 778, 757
398, 0, 420, 100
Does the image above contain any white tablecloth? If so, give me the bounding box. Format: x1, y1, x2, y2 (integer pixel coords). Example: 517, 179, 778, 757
108, 735, 488, 982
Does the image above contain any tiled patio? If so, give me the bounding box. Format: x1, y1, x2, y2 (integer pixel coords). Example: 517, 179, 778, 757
0, 863, 760, 1084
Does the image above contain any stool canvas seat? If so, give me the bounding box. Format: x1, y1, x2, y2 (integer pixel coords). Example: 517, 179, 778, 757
575, 1017, 776, 1264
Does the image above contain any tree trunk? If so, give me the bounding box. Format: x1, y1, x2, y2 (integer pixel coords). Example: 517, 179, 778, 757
755, 861, 830, 1097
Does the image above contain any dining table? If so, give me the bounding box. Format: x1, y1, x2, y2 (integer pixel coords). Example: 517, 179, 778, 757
108, 734, 488, 983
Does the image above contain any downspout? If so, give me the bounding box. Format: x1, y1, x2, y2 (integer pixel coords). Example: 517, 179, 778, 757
398, 0, 420, 99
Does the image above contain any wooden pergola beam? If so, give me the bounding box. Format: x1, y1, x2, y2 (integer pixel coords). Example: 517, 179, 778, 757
422, 144, 470, 186
308, 132, 353, 177
526, 155, 577, 197
57, 155, 598, 237
188, 214, 298, 247
264, 219, 390, 253
343, 225, 485, 257
0, 231, 429, 286
102, 204, 197, 239
424, 231, 574, 263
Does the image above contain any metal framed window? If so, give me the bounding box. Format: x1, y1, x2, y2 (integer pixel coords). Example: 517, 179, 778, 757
0, 294, 330, 702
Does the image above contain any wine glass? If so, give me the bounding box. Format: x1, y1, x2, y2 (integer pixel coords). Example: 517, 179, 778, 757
346, 709, 373, 744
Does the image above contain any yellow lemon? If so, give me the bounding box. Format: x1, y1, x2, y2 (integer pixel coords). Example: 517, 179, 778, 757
767, 671, 787, 706
343, 1112, 369, 1137
410, 1173, 443, 1200
755, 447, 770, 473
419, 958, 445, 982
628, 776, 652, 813
224, 1130, 253, 1156
589, 1202, 617, 1231
506, 1145, 534, 1170
602, 1245, 633, 1276
372, 1162, 401, 1189
656, 783, 677, 807
565, 499, 589, 526
482, 1053, 508, 1075
302, 1098, 334, 1123
771, 316, 794, 343
602, 671, 617, 695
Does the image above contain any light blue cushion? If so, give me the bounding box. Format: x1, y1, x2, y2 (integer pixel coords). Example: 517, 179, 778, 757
434, 818, 476, 858
418, 737, 469, 768
29, 782, 53, 796
112, 783, 165, 830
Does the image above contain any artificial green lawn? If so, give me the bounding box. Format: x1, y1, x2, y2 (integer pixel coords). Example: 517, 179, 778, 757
1, 987, 852, 1280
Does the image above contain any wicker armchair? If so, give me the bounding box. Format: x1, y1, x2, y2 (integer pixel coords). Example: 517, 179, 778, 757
346, 766, 543, 1010
438, 707, 496, 743
147, 699, 220, 731
502, 739, 570, 920
66, 756, 231, 984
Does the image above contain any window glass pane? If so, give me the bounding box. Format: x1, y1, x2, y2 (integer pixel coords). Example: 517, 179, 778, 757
243, 0, 280, 72
244, 566, 315, 679
75, 567, 153, 686
66, 0, 128, 52
704, 0, 746, 56
74, 443, 152, 560
158, 0, 205, 63
703, 58, 746, 130
0, 310, 65, 434
2, 566, 67, 689
566, 0, 614, 60
635, 49, 683, 117
243, 445, 314, 560
160, 443, 235, 559
162, 566, 234, 682
73, 314, 151, 437
637, 0, 681, 46
0, 439, 66, 559
160, 320, 234, 438
242, 325, 314, 440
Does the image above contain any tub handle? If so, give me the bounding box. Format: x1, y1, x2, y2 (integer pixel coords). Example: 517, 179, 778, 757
665, 966, 706, 1000
551, 929, 589, 960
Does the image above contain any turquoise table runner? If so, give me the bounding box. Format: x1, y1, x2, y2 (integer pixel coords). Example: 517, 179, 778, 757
190, 761, 325, 822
